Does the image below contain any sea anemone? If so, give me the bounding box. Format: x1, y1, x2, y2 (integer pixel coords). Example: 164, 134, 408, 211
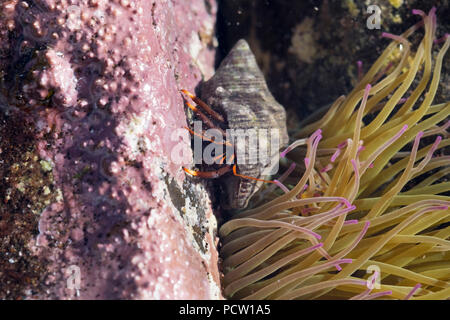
219, 8, 450, 300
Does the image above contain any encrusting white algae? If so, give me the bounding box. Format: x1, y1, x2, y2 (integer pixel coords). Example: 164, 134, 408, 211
219, 8, 450, 300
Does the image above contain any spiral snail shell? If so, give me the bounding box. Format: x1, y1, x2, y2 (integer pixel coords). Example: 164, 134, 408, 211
200, 39, 289, 210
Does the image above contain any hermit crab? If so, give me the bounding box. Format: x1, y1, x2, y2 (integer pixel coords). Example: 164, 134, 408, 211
182, 39, 289, 210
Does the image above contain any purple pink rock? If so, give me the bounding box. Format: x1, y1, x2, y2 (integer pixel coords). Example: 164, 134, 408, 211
0, 0, 221, 299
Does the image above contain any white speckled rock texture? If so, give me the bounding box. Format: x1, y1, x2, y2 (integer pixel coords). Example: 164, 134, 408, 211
0, 0, 221, 299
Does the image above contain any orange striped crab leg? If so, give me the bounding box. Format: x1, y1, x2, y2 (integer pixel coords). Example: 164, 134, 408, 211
184, 163, 282, 186
181, 89, 225, 122
232, 165, 276, 184
218, 153, 235, 165
183, 165, 232, 179
184, 126, 233, 147
182, 152, 231, 177
213, 153, 226, 164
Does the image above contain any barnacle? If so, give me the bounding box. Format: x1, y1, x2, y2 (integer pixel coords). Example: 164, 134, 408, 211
219, 8, 450, 300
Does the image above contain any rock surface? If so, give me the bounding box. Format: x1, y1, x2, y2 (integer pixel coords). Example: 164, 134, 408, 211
0, 0, 221, 299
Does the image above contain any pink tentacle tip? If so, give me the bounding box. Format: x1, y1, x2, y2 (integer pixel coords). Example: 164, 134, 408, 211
337, 141, 348, 149
416, 131, 424, 139
401, 124, 409, 132
330, 150, 340, 163
342, 259, 353, 264
289, 162, 297, 170
320, 164, 333, 173
280, 149, 288, 158
316, 134, 323, 143
404, 283, 422, 300
362, 221, 371, 234
342, 199, 352, 208
412, 9, 425, 16
309, 129, 322, 142
344, 219, 358, 225
304, 157, 310, 167
429, 136, 443, 155
381, 32, 401, 41
365, 83, 372, 91
273, 180, 289, 194
429, 6, 437, 16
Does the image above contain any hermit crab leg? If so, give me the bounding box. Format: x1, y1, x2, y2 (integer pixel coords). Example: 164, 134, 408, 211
181, 89, 225, 122
216, 154, 226, 165
184, 101, 226, 136
184, 126, 232, 147
183, 165, 232, 178
232, 165, 274, 184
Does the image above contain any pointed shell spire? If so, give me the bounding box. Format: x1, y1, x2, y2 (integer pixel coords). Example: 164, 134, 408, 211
200, 39, 289, 210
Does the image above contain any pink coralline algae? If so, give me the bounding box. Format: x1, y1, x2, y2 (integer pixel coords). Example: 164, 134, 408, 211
0, 0, 221, 299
